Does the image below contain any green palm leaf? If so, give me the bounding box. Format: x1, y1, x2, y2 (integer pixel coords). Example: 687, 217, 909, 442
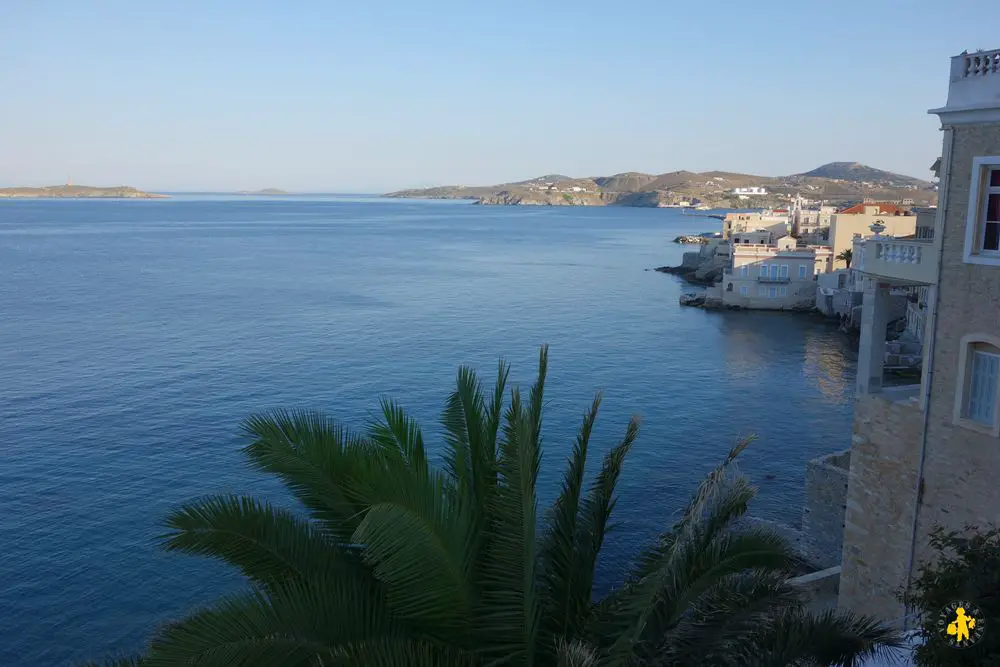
477, 349, 547, 665
241, 410, 379, 542
330, 638, 480, 666
367, 396, 428, 474
750, 608, 907, 666
540, 393, 602, 643
161, 495, 363, 590
351, 465, 478, 635
145, 576, 397, 667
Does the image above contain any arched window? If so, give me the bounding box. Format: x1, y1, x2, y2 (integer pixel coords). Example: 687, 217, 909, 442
726, 283, 733, 292
954, 334, 1000, 435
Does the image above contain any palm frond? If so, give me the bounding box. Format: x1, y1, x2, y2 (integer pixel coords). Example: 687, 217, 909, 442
329, 638, 480, 666
441, 365, 487, 495
75, 658, 146, 667
351, 464, 478, 636
161, 494, 362, 590
241, 410, 379, 541
478, 369, 544, 665
652, 569, 803, 665
484, 358, 511, 462
540, 393, 602, 643
368, 396, 428, 473
750, 608, 907, 666
555, 637, 599, 667
145, 576, 398, 667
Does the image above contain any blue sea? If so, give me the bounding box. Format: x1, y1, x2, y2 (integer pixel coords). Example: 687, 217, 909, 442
0, 196, 856, 665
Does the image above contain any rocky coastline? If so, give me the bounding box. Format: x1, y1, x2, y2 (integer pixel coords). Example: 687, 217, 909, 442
0, 185, 168, 199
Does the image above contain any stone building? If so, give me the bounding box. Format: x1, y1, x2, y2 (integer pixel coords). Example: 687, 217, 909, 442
838, 48, 1000, 624
719, 236, 832, 310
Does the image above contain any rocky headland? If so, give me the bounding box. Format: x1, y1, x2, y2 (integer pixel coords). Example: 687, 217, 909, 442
0, 185, 168, 199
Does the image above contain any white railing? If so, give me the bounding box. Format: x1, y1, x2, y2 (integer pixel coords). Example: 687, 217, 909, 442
906, 302, 926, 341
964, 49, 1000, 77
874, 241, 923, 265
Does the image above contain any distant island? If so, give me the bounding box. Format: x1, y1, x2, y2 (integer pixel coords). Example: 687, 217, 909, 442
385, 162, 937, 209
0, 185, 168, 199
237, 188, 289, 195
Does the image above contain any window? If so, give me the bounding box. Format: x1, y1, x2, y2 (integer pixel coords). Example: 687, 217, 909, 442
779, 264, 789, 278
759, 264, 768, 277
769, 264, 779, 279
740, 285, 748, 296
954, 335, 1000, 434
768, 286, 777, 298
799, 264, 808, 279
967, 349, 1000, 424
726, 283, 733, 292
740, 265, 749, 277
779, 286, 787, 297
964, 157, 1000, 264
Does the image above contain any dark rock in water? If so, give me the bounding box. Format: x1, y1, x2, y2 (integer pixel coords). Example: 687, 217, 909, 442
654, 264, 718, 286
764, 474, 777, 480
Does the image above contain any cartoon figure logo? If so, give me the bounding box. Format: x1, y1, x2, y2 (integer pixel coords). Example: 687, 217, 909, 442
937, 600, 986, 649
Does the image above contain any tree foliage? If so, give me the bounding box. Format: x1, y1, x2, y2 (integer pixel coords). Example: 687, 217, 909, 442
98, 346, 903, 666
902, 524, 1000, 666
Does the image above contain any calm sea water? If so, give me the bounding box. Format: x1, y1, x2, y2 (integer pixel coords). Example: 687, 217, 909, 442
0, 196, 856, 665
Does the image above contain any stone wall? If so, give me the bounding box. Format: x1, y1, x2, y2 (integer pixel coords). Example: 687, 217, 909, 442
913, 121, 1000, 569
838, 393, 923, 621
801, 449, 850, 569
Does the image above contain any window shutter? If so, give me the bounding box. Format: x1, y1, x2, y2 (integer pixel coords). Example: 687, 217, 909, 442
969, 351, 1000, 424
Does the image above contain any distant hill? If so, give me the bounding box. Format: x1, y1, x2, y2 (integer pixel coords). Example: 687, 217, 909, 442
386, 162, 937, 209
238, 188, 289, 195
0, 185, 168, 199
793, 162, 928, 188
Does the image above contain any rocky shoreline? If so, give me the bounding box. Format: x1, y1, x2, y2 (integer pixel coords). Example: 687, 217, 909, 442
0, 185, 168, 199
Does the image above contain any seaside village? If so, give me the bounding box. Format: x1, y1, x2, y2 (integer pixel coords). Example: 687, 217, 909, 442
669, 47, 1000, 646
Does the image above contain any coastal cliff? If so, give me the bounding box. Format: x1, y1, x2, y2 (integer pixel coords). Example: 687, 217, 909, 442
0, 185, 168, 199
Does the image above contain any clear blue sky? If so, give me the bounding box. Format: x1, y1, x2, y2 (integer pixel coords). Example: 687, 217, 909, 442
0, 1, 993, 192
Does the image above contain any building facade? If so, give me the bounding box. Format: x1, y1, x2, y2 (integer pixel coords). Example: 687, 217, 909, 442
838, 48, 1000, 623
722, 211, 790, 239
720, 236, 832, 310
828, 204, 917, 269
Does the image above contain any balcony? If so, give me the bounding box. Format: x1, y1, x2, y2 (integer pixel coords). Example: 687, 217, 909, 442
756, 276, 790, 283
857, 238, 937, 285
931, 49, 1000, 114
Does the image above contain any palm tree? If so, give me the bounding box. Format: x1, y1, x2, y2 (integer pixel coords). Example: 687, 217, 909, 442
836, 249, 853, 269
113, 346, 902, 666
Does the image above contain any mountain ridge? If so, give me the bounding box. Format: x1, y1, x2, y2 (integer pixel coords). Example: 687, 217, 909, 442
385, 162, 936, 208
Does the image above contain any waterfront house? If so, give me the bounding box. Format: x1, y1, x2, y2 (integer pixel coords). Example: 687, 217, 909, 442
837, 47, 1000, 628
719, 236, 833, 310
827, 203, 917, 269
722, 210, 790, 239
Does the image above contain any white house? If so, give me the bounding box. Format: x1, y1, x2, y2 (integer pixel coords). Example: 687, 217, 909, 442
732, 186, 768, 196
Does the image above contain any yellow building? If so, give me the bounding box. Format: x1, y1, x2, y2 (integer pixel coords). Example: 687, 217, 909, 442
827, 203, 917, 269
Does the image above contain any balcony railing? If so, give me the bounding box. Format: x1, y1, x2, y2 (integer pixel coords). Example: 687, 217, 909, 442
935, 49, 1000, 114
858, 238, 937, 285
756, 276, 790, 283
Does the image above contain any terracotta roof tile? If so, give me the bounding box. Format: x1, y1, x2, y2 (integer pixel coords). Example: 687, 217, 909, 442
837, 202, 908, 215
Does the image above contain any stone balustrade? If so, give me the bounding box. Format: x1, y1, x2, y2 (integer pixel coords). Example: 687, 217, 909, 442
859, 238, 937, 285
963, 49, 1000, 77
